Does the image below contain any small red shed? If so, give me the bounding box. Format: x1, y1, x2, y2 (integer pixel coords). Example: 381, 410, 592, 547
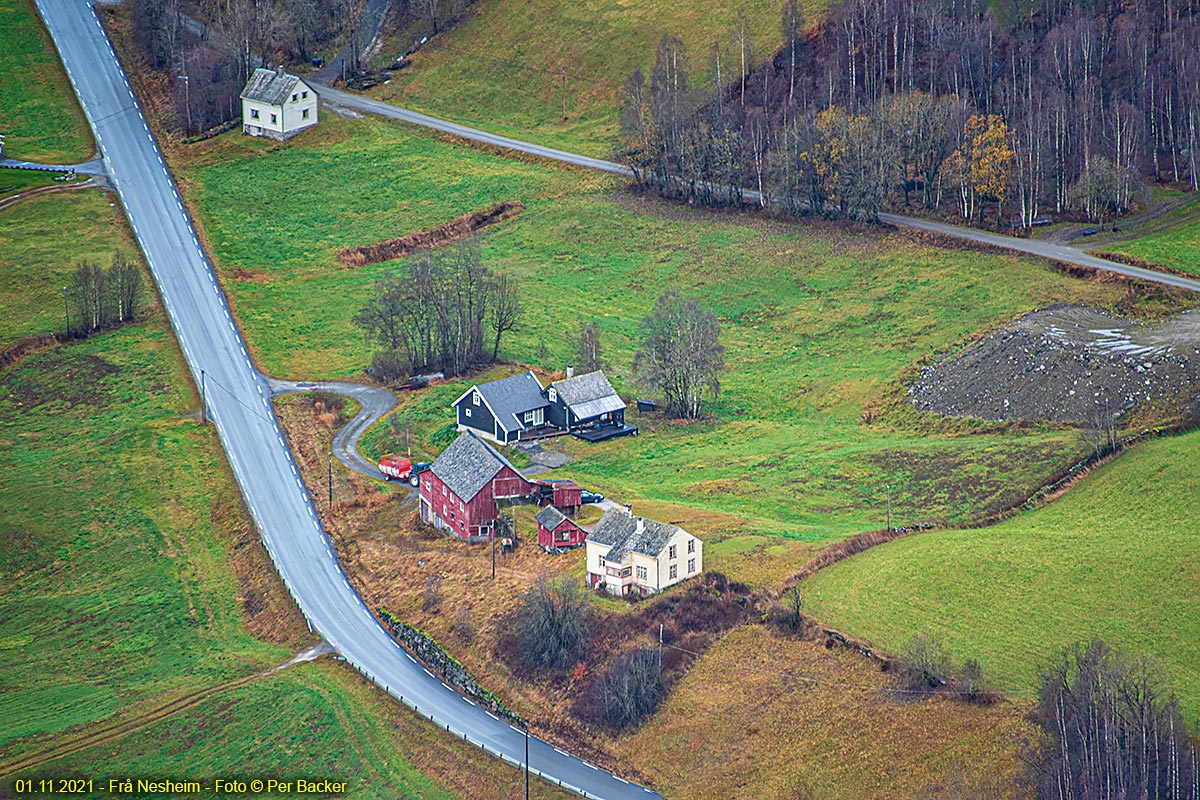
535, 505, 588, 550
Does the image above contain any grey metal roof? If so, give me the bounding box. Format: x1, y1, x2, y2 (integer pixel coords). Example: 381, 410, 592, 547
553, 371, 625, 420
471, 372, 549, 434
588, 509, 681, 562
534, 505, 571, 531
241, 67, 304, 106
430, 430, 522, 501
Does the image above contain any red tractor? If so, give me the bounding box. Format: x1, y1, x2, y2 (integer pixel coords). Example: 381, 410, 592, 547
377, 455, 431, 486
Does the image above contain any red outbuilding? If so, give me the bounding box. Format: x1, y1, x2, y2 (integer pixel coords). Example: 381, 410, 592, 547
530, 478, 582, 516
535, 505, 588, 550
419, 431, 531, 542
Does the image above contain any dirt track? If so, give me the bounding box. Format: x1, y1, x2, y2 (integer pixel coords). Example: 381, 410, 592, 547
910, 305, 1200, 423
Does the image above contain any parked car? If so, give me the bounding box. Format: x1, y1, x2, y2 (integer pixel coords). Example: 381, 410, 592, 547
580, 490, 604, 504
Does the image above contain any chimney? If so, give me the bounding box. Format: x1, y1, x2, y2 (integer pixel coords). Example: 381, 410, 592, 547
276, 64, 285, 77
636, 517, 644, 534
566, 365, 574, 379
625, 503, 632, 514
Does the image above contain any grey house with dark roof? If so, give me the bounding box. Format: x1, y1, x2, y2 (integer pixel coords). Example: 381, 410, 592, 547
452, 372, 551, 445
240, 66, 318, 140
585, 509, 702, 596
418, 430, 531, 541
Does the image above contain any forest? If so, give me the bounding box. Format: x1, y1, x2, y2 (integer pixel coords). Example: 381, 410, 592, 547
620, 0, 1200, 226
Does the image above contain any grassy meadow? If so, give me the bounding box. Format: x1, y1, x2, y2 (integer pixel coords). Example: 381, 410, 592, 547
180, 112, 1173, 539
803, 428, 1200, 718
1107, 216, 1200, 277
366, 0, 825, 157
0, 0, 93, 163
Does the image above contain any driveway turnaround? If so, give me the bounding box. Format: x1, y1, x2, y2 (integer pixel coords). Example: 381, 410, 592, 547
34, 1, 657, 796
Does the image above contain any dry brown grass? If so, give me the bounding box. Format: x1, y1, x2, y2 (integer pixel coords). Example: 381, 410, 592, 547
614, 625, 1032, 799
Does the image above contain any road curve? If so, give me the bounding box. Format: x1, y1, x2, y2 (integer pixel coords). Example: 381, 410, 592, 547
266, 377, 398, 480
314, 85, 1200, 294
34, 2, 657, 797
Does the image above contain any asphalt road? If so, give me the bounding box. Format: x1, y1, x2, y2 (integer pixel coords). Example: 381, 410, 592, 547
34, 2, 657, 797
266, 377, 399, 480
315, 85, 1200, 294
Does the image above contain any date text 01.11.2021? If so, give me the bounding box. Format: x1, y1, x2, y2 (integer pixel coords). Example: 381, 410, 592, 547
12, 779, 93, 794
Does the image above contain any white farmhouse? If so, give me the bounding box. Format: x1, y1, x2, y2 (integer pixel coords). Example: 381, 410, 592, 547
240, 66, 318, 141
585, 509, 702, 597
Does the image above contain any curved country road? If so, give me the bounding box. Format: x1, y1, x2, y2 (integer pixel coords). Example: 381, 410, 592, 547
33, 1, 657, 797
267, 377, 398, 481
314, 84, 1200, 294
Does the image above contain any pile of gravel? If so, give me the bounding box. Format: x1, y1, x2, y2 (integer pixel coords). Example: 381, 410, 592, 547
909, 305, 1200, 423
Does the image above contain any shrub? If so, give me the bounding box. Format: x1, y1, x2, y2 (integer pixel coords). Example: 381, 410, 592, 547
770, 584, 806, 635
422, 575, 443, 612
593, 646, 664, 730
514, 571, 589, 670
895, 633, 950, 693
367, 350, 406, 383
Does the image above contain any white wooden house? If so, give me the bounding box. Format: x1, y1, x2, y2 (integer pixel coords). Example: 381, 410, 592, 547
240, 66, 318, 141
585, 509, 702, 597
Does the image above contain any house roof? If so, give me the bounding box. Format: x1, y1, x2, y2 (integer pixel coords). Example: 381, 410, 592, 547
588, 509, 683, 563
534, 505, 572, 531
453, 372, 548, 434
430, 430, 522, 502
240, 67, 304, 106
552, 371, 626, 420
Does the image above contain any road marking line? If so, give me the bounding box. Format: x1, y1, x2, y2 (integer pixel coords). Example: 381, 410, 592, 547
422, 668, 434, 678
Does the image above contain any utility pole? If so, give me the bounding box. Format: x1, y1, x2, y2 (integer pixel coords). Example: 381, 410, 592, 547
491, 525, 496, 579
524, 721, 530, 800
200, 368, 207, 425
62, 286, 69, 338
560, 67, 567, 121
329, 451, 334, 510
658, 622, 664, 671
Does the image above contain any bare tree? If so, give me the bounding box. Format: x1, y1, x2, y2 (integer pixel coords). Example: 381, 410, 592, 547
573, 320, 603, 373
488, 272, 521, 361
634, 291, 725, 419
514, 571, 589, 670
593, 646, 664, 730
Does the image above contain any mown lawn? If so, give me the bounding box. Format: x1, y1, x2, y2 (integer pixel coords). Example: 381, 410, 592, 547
368, 0, 826, 157
1107, 216, 1200, 277
0, 0, 93, 163
183, 114, 1161, 540
803, 429, 1200, 718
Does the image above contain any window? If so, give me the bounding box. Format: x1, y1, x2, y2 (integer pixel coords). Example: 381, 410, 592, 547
302, 90, 308, 99
250, 108, 260, 120
473, 390, 481, 406
291, 93, 298, 102
559, 531, 569, 542
688, 539, 695, 554
621, 567, 631, 578
636, 566, 647, 580
669, 565, 678, 580
598, 556, 605, 567
548, 387, 557, 403
668, 544, 677, 560
302, 108, 309, 119
464, 408, 472, 418
688, 558, 695, 574
524, 411, 533, 422
270, 113, 277, 124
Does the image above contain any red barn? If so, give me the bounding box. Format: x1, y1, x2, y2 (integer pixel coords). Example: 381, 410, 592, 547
535, 505, 588, 550
419, 431, 531, 542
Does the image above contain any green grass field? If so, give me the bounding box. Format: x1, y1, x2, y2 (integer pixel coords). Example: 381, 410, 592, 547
803, 429, 1200, 717
1107, 216, 1200, 277
181, 113, 1169, 539
0, 189, 132, 350
0, 0, 93, 163
368, 0, 827, 157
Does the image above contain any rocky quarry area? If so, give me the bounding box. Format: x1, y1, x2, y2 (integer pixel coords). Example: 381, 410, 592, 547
910, 305, 1200, 423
